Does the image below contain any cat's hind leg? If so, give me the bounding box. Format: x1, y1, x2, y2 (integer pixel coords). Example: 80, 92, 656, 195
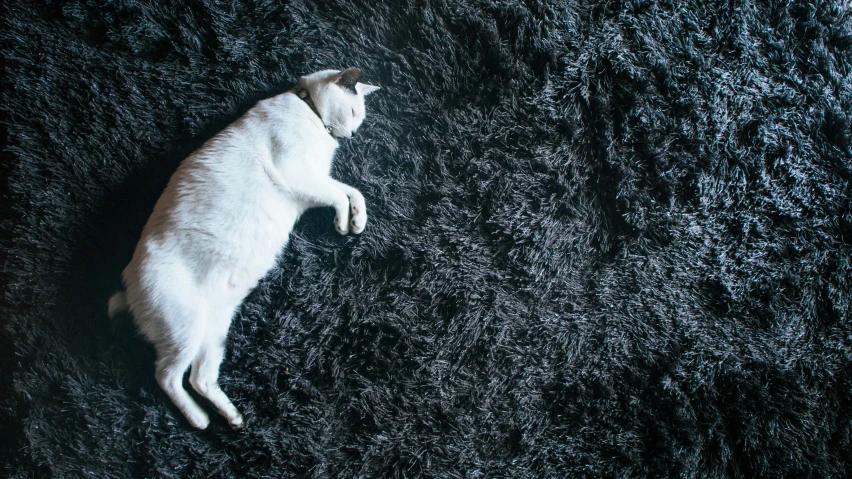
151, 314, 210, 430
128, 259, 211, 429
189, 300, 244, 429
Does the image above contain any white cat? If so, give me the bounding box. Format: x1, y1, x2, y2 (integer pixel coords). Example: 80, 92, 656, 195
108, 68, 380, 430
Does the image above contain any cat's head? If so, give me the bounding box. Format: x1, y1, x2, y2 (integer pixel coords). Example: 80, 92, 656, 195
298, 68, 380, 139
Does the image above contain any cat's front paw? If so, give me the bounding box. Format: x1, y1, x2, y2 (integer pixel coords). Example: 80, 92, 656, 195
350, 204, 367, 234
334, 211, 350, 235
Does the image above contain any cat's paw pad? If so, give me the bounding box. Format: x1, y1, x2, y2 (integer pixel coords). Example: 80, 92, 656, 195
350, 206, 367, 234
334, 214, 350, 235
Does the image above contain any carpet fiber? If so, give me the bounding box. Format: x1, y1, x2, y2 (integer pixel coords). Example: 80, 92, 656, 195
2, 0, 851, 477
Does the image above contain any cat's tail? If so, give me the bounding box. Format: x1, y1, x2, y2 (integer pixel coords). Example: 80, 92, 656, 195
108, 291, 129, 318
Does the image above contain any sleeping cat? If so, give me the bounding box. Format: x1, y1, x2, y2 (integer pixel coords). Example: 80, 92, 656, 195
108, 68, 380, 429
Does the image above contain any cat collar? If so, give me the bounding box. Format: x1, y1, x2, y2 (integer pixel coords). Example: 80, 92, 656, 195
295, 88, 334, 136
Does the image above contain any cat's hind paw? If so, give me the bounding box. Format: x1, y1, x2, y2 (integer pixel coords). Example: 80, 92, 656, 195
229, 413, 246, 430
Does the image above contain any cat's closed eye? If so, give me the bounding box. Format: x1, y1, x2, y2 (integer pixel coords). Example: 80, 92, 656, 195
351, 107, 356, 117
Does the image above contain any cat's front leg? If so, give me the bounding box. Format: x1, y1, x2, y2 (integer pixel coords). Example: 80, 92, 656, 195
292, 178, 352, 234
330, 179, 367, 234
329, 188, 353, 235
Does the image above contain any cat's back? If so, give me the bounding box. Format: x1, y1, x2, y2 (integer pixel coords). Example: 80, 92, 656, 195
138, 91, 336, 246
136, 96, 302, 248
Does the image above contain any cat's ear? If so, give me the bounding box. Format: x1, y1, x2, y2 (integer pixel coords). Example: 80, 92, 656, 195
335, 68, 360, 89
355, 83, 381, 96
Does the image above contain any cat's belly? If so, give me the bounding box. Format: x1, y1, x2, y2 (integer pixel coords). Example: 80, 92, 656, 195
209, 201, 299, 296
128, 158, 303, 307
127, 206, 297, 317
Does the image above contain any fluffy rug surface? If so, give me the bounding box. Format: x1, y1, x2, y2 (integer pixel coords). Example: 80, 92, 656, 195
2, 0, 851, 477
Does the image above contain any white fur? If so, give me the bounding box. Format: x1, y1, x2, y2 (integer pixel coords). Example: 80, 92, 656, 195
109, 69, 379, 429
108, 291, 128, 318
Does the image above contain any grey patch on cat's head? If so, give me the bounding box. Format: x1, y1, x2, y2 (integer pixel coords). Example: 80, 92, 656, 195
298, 68, 381, 139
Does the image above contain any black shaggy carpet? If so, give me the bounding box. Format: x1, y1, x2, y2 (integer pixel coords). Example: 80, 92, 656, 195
2, 0, 851, 477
